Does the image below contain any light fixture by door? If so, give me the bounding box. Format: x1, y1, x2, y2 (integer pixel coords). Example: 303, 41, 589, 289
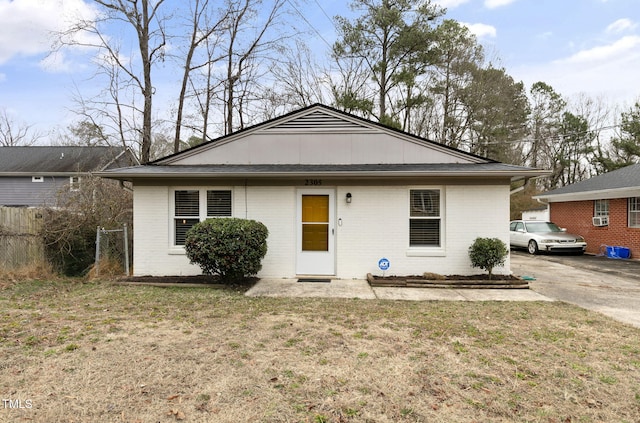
346, 192, 352, 203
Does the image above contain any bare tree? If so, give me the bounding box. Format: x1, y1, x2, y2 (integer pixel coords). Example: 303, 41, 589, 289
172, 0, 228, 152
219, 0, 288, 135
0, 109, 42, 146
270, 40, 328, 109
327, 55, 374, 117
56, 0, 168, 163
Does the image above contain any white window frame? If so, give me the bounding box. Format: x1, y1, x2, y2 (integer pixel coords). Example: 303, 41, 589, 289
70, 176, 81, 191
629, 197, 640, 228
407, 187, 445, 257
170, 188, 233, 249
32, 176, 44, 183
594, 199, 609, 217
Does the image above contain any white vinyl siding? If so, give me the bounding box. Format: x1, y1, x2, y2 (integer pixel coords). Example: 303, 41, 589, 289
173, 189, 232, 246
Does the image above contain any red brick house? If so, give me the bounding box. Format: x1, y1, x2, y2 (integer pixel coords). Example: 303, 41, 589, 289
534, 164, 640, 258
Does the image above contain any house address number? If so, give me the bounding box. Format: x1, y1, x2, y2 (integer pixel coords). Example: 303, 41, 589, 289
304, 179, 323, 186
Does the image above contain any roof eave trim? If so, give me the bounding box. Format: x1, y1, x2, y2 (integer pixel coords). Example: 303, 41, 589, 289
96, 169, 549, 180
0, 172, 89, 177
535, 186, 640, 202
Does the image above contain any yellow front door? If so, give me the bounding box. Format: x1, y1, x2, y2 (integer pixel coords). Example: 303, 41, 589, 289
296, 189, 335, 275
302, 195, 329, 252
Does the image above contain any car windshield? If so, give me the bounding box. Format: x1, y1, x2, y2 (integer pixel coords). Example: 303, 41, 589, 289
525, 222, 562, 233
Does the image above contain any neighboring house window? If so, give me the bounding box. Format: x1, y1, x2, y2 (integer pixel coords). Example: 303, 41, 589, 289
629, 197, 640, 228
173, 189, 232, 246
32, 176, 44, 182
594, 199, 609, 217
409, 189, 441, 247
70, 176, 81, 191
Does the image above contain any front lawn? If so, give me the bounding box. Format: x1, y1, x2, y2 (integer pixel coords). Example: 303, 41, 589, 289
1, 279, 639, 422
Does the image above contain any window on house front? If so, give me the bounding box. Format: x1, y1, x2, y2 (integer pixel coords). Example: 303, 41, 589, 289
70, 176, 81, 191
174, 190, 200, 246
629, 197, 640, 228
207, 190, 232, 216
409, 189, 441, 247
173, 189, 232, 246
594, 199, 609, 217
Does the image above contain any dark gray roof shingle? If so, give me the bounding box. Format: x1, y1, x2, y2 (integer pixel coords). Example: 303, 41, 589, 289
536, 164, 640, 197
99, 162, 546, 179
0, 146, 136, 173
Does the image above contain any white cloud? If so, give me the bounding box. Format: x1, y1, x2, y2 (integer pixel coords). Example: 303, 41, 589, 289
484, 0, 517, 9
0, 0, 99, 66
511, 36, 640, 106
606, 18, 638, 34
460, 22, 497, 39
435, 0, 472, 8
558, 35, 640, 65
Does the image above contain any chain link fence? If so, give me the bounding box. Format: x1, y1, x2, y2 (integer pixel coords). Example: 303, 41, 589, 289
95, 225, 130, 277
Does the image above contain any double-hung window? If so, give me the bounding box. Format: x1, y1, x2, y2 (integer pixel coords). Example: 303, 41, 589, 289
173, 189, 232, 246
629, 197, 640, 228
594, 199, 609, 217
409, 189, 441, 247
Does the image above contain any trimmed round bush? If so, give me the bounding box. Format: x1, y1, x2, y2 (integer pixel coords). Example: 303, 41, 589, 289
184, 218, 268, 282
468, 237, 508, 279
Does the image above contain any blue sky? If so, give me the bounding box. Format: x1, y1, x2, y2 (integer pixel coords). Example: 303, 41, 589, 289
0, 0, 639, 142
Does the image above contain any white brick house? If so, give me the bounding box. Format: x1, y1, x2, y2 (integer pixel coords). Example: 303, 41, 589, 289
98, 104, 547, 278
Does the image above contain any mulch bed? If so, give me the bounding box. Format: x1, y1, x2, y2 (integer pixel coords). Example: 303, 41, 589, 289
367, 273, 529, 289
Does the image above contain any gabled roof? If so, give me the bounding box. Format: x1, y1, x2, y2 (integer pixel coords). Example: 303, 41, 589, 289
153, 103, 494, 166
97, 104, 549, 181
535, 163, 640, 202
0, 146, 138, 175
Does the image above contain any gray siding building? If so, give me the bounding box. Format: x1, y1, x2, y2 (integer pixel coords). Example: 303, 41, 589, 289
0, 146, 137, 207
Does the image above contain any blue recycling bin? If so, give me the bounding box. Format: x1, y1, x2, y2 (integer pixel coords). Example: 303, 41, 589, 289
606, 246, 631, 259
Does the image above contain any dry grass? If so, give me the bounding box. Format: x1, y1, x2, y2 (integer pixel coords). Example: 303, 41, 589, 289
0, 263, 58, 290
0, 279, 639, 423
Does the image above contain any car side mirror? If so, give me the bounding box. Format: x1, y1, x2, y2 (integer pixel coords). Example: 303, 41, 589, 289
560, 228, 567, 232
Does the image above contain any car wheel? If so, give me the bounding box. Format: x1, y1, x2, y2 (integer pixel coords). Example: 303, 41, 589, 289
527, 240, 539, 255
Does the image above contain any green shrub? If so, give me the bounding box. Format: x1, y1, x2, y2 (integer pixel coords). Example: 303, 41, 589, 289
468, 237, 508, 279
184, 218, 268, 282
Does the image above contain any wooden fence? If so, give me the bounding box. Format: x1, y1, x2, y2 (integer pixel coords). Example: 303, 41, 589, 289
0, 207, 46, 270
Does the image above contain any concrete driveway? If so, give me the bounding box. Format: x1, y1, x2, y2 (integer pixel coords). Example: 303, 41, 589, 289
511, 251, 640, 328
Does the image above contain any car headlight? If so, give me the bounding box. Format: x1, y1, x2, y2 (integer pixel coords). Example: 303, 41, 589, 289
541, 239, 554, 243
576, 237, 585, 243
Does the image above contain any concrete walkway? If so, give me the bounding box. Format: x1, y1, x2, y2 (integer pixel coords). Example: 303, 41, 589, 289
245, 276, 552, 302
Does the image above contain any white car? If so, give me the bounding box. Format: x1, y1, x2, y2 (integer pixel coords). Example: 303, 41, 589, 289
509, 220, 587, 255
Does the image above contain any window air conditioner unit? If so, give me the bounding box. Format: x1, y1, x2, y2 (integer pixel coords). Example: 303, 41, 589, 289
592, 216, 609, 226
